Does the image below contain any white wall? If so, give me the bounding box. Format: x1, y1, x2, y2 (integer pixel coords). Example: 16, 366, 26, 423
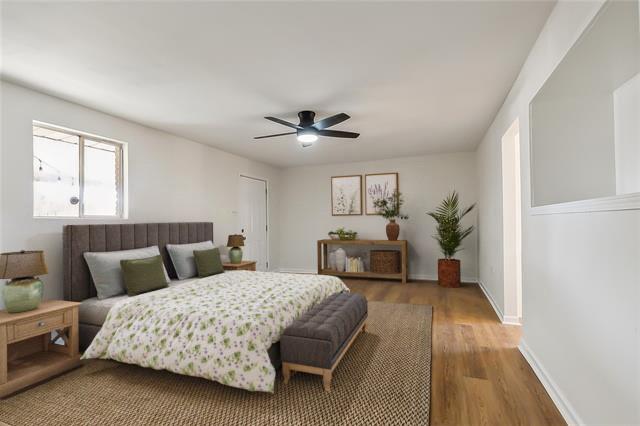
531, 93, 617, 205
614, 73, 640, 194
476, 1, 640, 424
0, 81, 282, 308
0, 82, 3, 263
278, 153, 478, 281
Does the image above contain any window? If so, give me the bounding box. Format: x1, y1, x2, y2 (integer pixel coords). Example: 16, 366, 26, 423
33, 123, 126, 218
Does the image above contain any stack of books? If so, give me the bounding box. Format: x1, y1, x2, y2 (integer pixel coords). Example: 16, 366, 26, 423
345, 257, 365, 273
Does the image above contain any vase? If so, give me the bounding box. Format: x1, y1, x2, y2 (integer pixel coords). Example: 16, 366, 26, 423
328, 251, 337, 270
334, 248, 346, 272
2, 278, 44, 313
229, 247, 243, 264
438, 259, 461, 288
386, 219, 400, 240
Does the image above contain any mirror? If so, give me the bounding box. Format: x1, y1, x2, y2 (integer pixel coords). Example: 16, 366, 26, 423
530, 0, 639, 207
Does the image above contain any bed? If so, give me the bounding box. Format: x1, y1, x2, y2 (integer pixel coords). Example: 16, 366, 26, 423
63, 223, 347, 392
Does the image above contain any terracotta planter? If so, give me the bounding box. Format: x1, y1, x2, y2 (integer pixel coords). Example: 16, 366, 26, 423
386, 220, 400, 240
438, 259, 461, 288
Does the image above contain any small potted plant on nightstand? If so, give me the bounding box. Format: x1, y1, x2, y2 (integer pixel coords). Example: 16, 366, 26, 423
427, 191, 475, 288
373, 190, 408, 240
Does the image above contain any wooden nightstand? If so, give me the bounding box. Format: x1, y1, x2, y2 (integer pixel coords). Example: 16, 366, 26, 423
223, 261, 257, 271
0, 300, 81, 398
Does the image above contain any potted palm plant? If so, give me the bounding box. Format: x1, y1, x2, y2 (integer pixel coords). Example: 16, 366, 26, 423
373, 190, 408, 240
427, 191, 475, 288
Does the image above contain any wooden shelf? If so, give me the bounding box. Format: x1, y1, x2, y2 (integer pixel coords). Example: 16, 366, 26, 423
317, 239, 408, 283
318, 239, 407, 246
7, 351, 79, 383
320, 269, 403, 280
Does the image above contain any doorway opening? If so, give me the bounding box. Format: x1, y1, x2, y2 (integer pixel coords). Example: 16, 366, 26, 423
238, 175, 269, 271
501, 118, 522, 325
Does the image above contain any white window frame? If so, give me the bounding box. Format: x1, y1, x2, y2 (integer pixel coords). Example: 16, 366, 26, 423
33, 121, 128, 219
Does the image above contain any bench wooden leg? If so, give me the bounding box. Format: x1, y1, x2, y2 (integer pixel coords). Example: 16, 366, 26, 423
362, 322, 367, 333
322, 370, 332, 392
283, 363, 291, 384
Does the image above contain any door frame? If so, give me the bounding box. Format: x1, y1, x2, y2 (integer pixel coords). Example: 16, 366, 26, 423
501, 118, 522, 325
239, 173, 270, 271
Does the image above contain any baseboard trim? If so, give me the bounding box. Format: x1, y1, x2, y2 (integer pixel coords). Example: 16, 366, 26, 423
476, 281, 522, 325
502, 315, 521, 326
409, 273, 478, 283
477, 281, 504, 322
278, 268, 316, 274
278, 269, 478, 283
518, 339, 583, 425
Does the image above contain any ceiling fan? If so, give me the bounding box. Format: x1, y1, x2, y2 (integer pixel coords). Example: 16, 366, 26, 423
254, 110, 359, 147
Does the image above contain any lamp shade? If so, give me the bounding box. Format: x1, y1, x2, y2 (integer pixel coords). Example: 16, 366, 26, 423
0, 251, 48, 279
227, 235, 245, 248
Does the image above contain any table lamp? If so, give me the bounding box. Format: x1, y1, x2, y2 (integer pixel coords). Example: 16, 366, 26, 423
227, 235, 245, 264
0, 250, 47, 313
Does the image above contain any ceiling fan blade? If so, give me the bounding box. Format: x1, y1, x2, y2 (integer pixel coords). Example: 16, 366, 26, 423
253, 131, 296, 140
312, 113, 350, 130
264, 116, 302, 130
317, 129, 360, 138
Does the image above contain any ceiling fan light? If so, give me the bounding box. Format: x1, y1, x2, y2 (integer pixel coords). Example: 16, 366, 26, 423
297, 133, 318, 143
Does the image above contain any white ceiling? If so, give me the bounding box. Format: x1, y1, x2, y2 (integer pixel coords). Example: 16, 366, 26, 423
1, 1, 555, 168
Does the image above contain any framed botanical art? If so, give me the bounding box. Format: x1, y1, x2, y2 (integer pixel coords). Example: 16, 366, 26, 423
331, 175, 362, 215
365, 172, 399, 215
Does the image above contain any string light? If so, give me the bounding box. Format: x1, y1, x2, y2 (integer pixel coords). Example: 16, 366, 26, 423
34, 155, 64, 182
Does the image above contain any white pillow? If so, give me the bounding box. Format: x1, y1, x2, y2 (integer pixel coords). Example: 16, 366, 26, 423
166, 241, 215, 279
84, 246, 169, 300
218, 245, 230, 263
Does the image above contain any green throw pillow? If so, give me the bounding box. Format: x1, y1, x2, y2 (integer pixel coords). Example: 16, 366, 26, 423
194, 248, 224, 277
120, 255, 168, 296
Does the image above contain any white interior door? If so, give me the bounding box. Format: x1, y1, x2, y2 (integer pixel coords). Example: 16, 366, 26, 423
238, 176, 268, 271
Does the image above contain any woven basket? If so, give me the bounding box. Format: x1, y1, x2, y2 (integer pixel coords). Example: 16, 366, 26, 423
370, 250, 400, 274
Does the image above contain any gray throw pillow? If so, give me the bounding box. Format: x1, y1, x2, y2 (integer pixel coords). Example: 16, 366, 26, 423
84, 246, 169, 300
166, 241, 215, 279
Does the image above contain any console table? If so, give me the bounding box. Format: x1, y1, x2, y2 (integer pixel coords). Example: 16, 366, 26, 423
317, 239, 408, 283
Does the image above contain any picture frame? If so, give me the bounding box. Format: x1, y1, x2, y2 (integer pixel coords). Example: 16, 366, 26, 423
331, 175, 363, 216
365, 172, 399, 215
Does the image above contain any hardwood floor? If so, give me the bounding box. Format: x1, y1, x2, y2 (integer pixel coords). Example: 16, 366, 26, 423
344, 279, 566, 426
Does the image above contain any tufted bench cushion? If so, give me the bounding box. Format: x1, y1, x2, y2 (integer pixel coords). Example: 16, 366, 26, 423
281, 292, 368, 391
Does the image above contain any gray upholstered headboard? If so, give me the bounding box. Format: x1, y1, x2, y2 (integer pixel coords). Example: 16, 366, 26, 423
63, 222, 213, 302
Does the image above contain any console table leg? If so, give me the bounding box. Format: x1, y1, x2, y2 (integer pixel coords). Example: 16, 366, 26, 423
0, 325, 6, 385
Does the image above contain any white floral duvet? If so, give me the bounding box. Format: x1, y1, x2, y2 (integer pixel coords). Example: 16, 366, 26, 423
83, 271, 348, 392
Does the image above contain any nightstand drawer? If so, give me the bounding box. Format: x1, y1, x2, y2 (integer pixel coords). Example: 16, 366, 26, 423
222, 261, 257, 271
11, 310, 70, 342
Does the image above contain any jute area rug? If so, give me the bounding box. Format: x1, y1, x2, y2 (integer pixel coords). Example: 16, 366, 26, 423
0, 301, 432, 426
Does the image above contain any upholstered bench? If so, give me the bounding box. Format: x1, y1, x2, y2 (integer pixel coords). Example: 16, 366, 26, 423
281, 292, 368, 392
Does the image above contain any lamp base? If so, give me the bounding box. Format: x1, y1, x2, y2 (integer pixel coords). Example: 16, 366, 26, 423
229, 247, 243, 264
2, 278, 44, 313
